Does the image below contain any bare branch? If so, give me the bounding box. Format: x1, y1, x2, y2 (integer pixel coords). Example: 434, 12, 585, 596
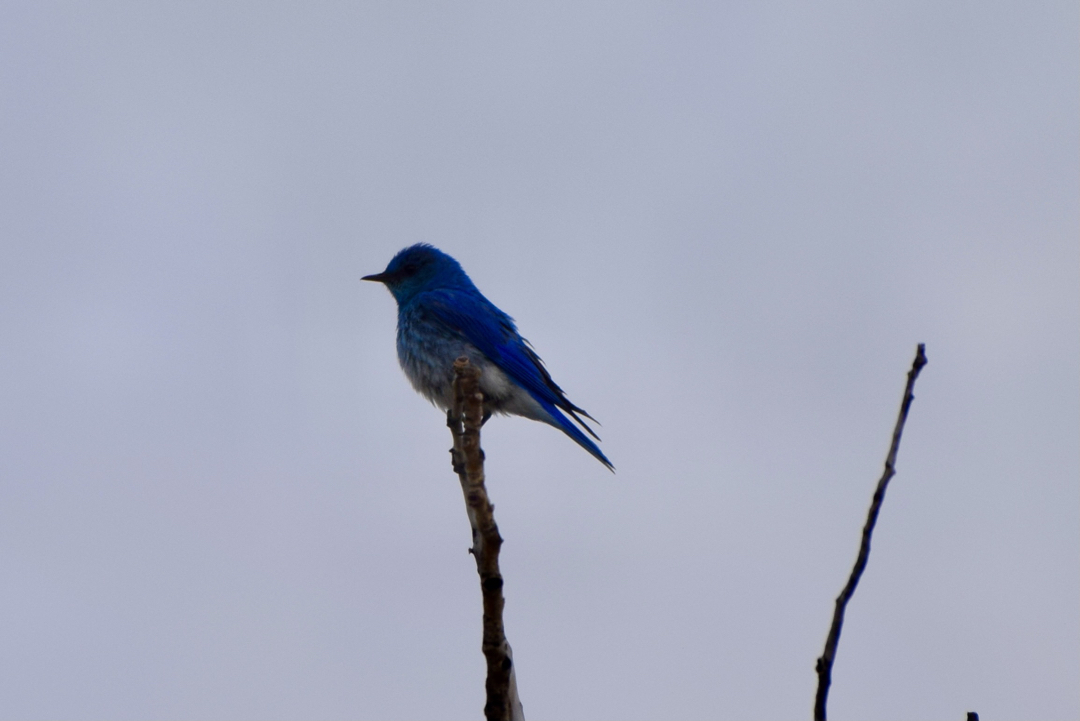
448, 357, 525, 721
814, 344, 929, 721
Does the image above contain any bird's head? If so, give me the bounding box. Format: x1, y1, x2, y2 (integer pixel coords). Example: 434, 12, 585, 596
362, 244, 472, 303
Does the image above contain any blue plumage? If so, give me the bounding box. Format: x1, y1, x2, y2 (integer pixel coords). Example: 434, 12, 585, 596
363, 244, 613, 470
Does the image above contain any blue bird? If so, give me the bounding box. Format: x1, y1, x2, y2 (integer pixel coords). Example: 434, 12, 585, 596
363, 244, 613, 470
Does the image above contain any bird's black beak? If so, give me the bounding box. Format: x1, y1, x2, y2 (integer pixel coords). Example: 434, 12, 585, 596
361, 272, 389, 283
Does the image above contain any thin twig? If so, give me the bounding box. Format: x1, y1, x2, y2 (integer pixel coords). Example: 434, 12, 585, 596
814, 344, 929, 721
448, 357, 524, 721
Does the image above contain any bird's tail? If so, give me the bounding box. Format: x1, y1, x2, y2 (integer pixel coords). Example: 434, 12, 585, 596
540, 400, 614, 471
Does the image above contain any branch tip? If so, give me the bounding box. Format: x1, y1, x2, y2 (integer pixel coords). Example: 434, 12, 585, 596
813, 344, 928, 721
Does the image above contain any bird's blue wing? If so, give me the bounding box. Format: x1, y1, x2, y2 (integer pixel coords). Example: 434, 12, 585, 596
420, 289, 611, 467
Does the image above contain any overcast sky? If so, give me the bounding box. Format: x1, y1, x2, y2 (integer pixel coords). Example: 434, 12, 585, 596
1, 2, 1077, 719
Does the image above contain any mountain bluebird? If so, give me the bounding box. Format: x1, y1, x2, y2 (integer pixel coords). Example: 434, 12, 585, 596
363, 244, 613, 470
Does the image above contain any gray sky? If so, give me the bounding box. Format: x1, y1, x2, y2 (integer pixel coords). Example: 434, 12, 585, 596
1, 2, 1077, 719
